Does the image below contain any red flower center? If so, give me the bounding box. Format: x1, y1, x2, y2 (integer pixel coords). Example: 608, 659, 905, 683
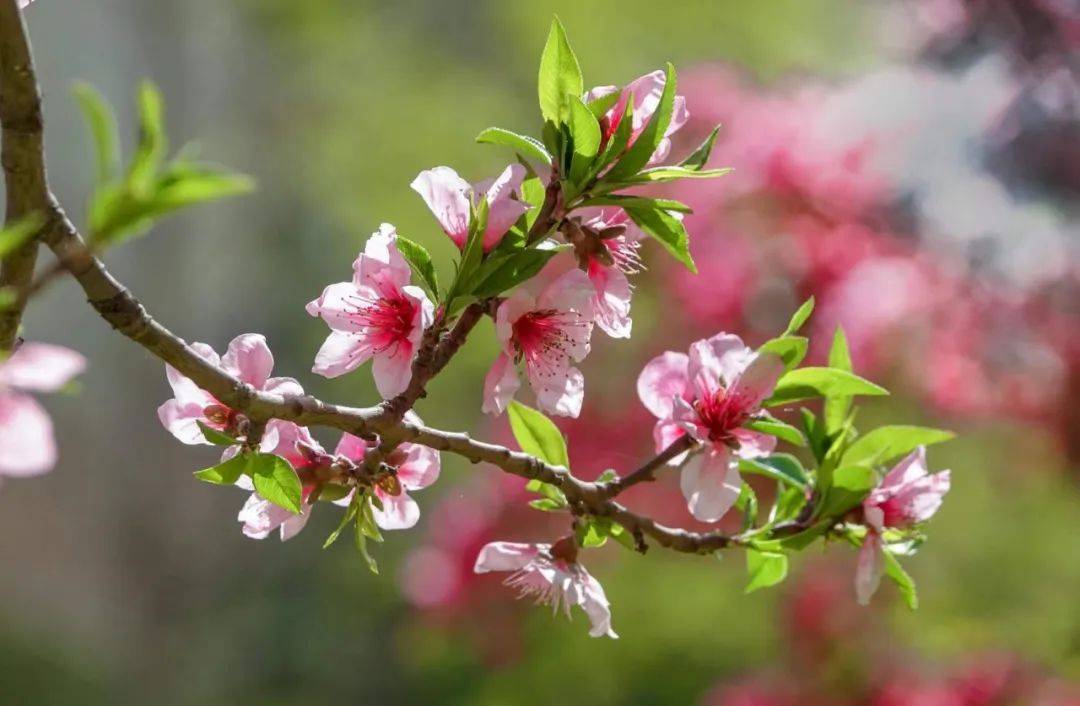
512, 309, 586, 377
694, 387, 754, 445
347, 291, 416, 353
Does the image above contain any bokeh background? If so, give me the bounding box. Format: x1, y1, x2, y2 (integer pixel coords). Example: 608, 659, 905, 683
2, 1, 1078, 704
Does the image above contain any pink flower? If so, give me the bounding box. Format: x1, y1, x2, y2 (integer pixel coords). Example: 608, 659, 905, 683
855, 446, 951, 605
565, 208, 645, 339
637, 333, 784, 521
410, 164, 530, 252
157, 334, 302, 445
473, 540, 617, 639
237, 421, 325, 541
306, 224, 435, 398
482, 267, 595, 417
584, 69, 690, 164
331, 420, 441, 531
0, 343, 85, 481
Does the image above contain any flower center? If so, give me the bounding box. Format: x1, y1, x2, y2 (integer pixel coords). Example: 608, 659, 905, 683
345, 291, 416, 353
694, 387, 753, 445
512, 309, 587, 377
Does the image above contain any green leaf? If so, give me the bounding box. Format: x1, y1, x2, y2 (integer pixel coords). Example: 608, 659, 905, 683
606, 63, 677, 181
127, 81, 167, 193
783, 296, 815, 336
817, 465, 877, 518
0, 214, 44, 259
476, 127, 552, 165
621, 165, 733, 184
537, 17, 583, 125
193, 453, 248, 485
770, 485, 808, 524
882, 550, 919, 610
585, 90, 620, 120
679, 124, 722, 170
736, 483, 758, 532
593, 99, 634, 174
625, 205, 696, 273
196, 420, 239, 447
507, 400, 569, 467
525, 478, 568, 506
469, 247, 561, 297
323, 498, 358, 549
396, 235, 439, 298
767, 368, 888, 407
575, 517, 612, 548
800, 408, 828, 463
842, 426, 955, 468
576, 195, 693, 213
746, 418, 805, 447
354, 529, 379, 575
567, 96, 601, 185
823, 326, 854, 434
745, 549, 788, 593
757, 336, 808, 371
250, 453, 303, 514
739, 454, 809, 489
528, 498, 567, 512
72, 82, 120, 186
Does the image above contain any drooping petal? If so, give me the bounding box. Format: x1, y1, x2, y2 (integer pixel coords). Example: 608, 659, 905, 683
535, 366, 585, 418
0, 392, 56, 477
855, 531, 885, 605
372, 488, 421, 530
479, 164, 529, 252
311, 330, 374, 379
221, 334, 274, 389
587, 260, 633, 338
371, 340, 415, 399
679, 446, 741, 522
238, 493, 309, 541
473, 542, 544, 573
579, 572, 619, 639
410, 167, 472, 249
279, 506, 313, 541
482, 352, 521, 416
637, 351, 690, 419
0, 343, 85, 393
157, 398, 213, 446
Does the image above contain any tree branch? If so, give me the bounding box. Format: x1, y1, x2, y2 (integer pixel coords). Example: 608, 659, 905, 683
0, 0, 45, 350
601, 435, 698, 498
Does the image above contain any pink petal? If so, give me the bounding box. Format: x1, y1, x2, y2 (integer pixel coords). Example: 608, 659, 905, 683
731, 428, 777, 460
653, 420, 689, 458
587, 260, 632, 338
396, 442, 440, 490
473, 542, 542, 573
312, 330, 374, 378
580, 572, 618, 639
538, 267, 594, 321
480, 164, 529, 252
356, 224, 412, 294
881, 446, 930, 489
164, 342, 221, 406
0, 343, 85, 392
157, 399, 212, 446
482, 352, 521, 416
0, 392, 56, 477
687, 332, 754, 399
637, 351, 689, 419
494, 289, 537, 350
534, 366, 584, 418
334, 433, 370, 463
263, 376, 304, 398
305, 282, 368, 332
372, 488, 421, 530
222, 334, 274, 389
680, 446, 741, 522
855, 532, 885, 605
410, 167, 472, 249
238, 493, 307, 541
402, 284, 436, 347
729, 351, 785, 411
371, 341, 415, 399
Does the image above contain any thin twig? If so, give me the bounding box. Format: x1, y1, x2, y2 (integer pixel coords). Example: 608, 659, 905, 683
601, 435, 698, 498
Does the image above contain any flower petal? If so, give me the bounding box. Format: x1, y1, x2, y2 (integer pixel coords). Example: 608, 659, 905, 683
334, 433, 370, 463
222, 334, 274, 389
312, 330, 374, 379
372, 488, 421, 530
855, 531, 885, 605
305, 282, 366, 332
535, 366, 584, 418
371, 340, 415, 399
396, 442, 440, 491
479, 164, 529, 252
482, 352, 521, 416
157, 399, 212, 445
0, 343, 85, 392
687, 333, 754, 399
0, 392, 56, 477
473, 542, 543, 573
410, 167, 472, 249
580, 572, 619, 639
637, 351, 689, 419
587, 260, 632, 338
680, 446, 741, 522
731, 428, 777, 460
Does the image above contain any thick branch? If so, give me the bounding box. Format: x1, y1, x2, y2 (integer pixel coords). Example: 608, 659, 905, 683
0, 0, 45, 350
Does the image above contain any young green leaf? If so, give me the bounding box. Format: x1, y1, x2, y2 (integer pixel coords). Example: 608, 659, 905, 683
537, 17, 583, 125
882, 550, 919, 610
625, 205, 696, 273
127, 81, 167, 193
679, 124, 722, 170
576, 194, 693, 213
783, 296, 815, 336
197, 420, 239, 447
507, 400, 569, 467
323, 497, 359, 549
250, 453, 303, 514
767, 368, 888, 407
567, 96, 602, 185
469, 247, 561, 297
738, 454, 809, 489
528, 498, 567, 512
395, 234, 440, 298
817, 465, 877, 518
622, 165, 733, 184
745, 549, 788, 593
72, 82, 120, 186
842, 426, 955, 468
476, 127, 552, 165
193, 453, 248, 485
757, 336, 808, 371
745, 418, 805, 447
606, 63, 677, 181
823, 326, 854, 434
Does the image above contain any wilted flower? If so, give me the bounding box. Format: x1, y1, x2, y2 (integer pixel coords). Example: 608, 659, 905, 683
483, 266, 594, 417
856, 446, 951, 604
637, 333, 784, 521
411, 164, 530, 253
306, 223, 435, 398
158, 334, 302, 445
474, 539, 617, 638
0, 343, 85, 481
